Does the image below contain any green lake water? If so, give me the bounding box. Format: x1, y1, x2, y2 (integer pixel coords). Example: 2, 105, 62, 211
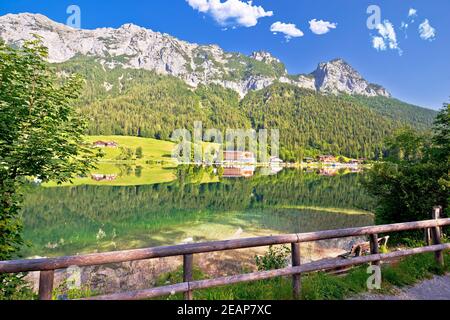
21, 166, 375, 258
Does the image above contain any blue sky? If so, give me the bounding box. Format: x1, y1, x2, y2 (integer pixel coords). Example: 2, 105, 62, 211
1, 0, 449, 110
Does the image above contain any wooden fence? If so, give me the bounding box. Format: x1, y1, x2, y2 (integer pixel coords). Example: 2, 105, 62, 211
0, 207, 449, 300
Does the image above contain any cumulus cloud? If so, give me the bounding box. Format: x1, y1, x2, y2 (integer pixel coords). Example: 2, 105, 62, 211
377, 21, 398, 49
372, 20, 402, 55
186, 0, 273, 28
309, 19, 337, 35
270, 22, 304, 40
408, 8, 417, 18
419, 19, 436, 41
372, 36, 386, 51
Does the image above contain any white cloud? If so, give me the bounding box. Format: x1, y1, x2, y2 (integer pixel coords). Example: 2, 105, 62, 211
408, 8, 417, 17
372, 20, 402, 55
186, 0, 273, 28
419, 19, 436, 41
270, 22, 304, 40
372, 36, 386, 51
309, 19, 337, 35
377, 21, 398, 50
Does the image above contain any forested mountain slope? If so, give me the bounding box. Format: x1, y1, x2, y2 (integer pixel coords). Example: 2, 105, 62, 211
0, 13, 437, 160
349, 95, 437, 130
53, 58, 437, 159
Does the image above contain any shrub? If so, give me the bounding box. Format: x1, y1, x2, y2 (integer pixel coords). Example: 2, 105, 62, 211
255, 245, 291, 271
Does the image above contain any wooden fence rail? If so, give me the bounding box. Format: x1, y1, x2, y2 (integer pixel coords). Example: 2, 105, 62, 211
0, 209, 449, 301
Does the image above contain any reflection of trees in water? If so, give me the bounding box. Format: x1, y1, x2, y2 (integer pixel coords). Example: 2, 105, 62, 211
247, 208, 373, 255
21, 168, 373, 255
251, 209, 373, 234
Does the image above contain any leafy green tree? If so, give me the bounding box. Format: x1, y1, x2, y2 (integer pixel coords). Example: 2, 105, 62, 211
116, 147, 134, 160
430, 103, 450, 164
364, 103, 449, 230
0, 38, 97, 298
135, 147, 144, 159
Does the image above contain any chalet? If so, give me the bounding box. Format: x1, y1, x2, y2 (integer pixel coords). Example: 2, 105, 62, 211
93, 141, 118, 148
318, 155, 337, 163
91, 174, 118, 182
223, 151, 256, 164
222, 166, 255, 178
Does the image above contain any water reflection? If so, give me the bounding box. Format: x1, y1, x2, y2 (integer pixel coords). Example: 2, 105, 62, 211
222, 166, 256, 178
22, 166, 374, 258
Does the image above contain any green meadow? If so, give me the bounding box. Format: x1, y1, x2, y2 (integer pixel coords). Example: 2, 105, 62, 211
85, 135, 176, 163
45, 136, 178, 187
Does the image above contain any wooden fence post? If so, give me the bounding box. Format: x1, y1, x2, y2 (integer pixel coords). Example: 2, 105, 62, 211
431, 206, 444, 267
424, 228, 431, 246
369, 234, 380, 266
38, 270, 54, 300
183, 254, 194, 300
291, 243, 301, 300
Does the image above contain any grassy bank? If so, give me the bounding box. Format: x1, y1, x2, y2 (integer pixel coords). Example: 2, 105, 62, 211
154, 252, 449, 300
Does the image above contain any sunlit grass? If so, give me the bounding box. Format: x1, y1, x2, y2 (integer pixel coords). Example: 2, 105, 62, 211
85, 135, 176, 163
153, 252, 450, 300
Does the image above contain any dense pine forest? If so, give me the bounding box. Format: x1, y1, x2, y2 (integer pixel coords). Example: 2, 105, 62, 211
54, 57, 438, 160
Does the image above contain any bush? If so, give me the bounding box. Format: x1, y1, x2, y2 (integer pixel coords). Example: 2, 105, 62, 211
255, 245, 291, 271
135, 147, 144, 159
0, 274, 35, 300
52, 280, 94, 300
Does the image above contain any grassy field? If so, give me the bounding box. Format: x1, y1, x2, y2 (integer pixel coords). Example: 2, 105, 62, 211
85, 135, 176, 163
45, 136, 178, 187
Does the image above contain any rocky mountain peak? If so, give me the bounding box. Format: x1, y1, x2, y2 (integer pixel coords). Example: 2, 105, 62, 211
250, 51, 281, 64
0, 13, 391, 98
119, 23, 142, 30
311, 58, 391, 97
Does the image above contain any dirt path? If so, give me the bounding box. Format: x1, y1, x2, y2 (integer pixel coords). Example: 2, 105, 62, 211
352, 275, 450, 300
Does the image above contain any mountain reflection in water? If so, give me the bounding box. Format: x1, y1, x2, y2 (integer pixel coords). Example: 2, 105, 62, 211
22, 166, 374, 259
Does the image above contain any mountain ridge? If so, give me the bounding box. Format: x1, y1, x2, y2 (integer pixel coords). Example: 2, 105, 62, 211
45, 55, 437, 159
0, 13, 391, 98
0, 13, 439, 159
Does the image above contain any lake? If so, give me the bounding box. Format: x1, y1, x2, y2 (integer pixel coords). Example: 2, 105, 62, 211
21, 166, 374, 259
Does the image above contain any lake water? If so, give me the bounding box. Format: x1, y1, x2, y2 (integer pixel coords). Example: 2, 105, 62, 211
21, 166, 374, 259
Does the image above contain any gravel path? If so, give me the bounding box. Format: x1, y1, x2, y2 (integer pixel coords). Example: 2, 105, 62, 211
352, 275, 450, 300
